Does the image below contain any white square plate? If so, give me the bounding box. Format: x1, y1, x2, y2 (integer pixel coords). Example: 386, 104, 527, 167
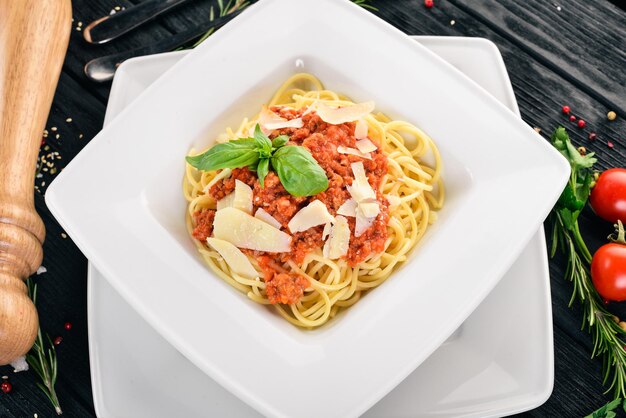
89, 37, 554, 418
46, 1, 568, 416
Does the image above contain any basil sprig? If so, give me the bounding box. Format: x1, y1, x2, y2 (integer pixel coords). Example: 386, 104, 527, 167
186, 124, 328, 197
271, 146, 329, 197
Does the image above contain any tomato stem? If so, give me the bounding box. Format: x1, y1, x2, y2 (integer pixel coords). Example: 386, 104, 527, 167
609, 220, 626, 245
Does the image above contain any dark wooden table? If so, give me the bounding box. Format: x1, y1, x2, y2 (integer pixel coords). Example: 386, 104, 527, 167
1, 0, 625, 416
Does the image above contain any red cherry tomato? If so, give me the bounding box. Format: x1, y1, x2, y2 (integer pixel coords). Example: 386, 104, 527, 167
592, 242, 626, 301
590, 168, 626, 223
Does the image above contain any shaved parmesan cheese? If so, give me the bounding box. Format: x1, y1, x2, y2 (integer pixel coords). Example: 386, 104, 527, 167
337, 145, 372, 160
288, 200, 335, 233
347, 183, 376, 204
266, 117, 303, 130
301, 101, 318, 116
359, 200, 380, 218
355, 206, 376, 238
323, 216, 350, 259
322, 222, 332, 240
337, 198, 357, 217
351, 162, 370, 187
386, 195, 402, 209
204, 168, 232, 193
255, 208, 282, 229
346, 162, 381, 237
255, 106, 303, 135
206, 238, 259, 279
214, 207, 291, 252
217, 193, 235, 210
233, 180, 253, 214
347, 162, 376, 202
355, 119, 368, 140
316, 101, 375, 125
355, 138, 377, 153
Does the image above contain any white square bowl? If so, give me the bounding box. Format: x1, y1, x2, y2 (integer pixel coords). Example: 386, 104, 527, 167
46, 1, 569, 417
88, 37, 555, 418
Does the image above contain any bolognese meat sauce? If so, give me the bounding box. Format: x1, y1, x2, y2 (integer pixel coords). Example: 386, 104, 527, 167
195, 107, 389, 305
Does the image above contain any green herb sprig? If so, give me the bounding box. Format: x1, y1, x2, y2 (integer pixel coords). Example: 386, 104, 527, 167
549, 127, 626, 400
189, 0, 378, 49
586, 398, 626, 418
186, 124, 328, 197
26, 280, 62, 415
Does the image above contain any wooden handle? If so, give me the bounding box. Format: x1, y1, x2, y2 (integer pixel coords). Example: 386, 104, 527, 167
0, 0, 72, 364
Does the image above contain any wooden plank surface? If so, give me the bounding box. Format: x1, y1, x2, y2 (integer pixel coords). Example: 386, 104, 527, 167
0, 0, 625, 417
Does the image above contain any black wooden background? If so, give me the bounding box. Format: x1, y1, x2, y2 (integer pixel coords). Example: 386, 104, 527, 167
1, 0, 625, 417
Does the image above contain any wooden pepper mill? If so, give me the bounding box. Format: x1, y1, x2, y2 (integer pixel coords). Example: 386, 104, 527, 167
0, 0, 72, 365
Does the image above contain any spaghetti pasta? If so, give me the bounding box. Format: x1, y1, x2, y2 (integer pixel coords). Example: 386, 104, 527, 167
183, 73, 444, 328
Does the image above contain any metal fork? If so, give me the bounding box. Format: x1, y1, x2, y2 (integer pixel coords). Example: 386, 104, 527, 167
83, 0, 194, 45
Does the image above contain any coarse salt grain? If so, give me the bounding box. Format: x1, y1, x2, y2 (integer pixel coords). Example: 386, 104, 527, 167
10, 356, 28, 373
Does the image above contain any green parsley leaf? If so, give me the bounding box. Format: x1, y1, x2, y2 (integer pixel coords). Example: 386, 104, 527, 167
257, 158, 269, 188
557, 185, 585, 213
254, 124, 273, 158
551, 126, 597, 171
552, 126, 597, 229
272, 135, 289, 149
186, 138, 259, 171
271, 146, 328, 197
586, 398, 623, 418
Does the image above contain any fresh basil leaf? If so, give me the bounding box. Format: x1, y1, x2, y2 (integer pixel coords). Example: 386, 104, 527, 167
271, 146, 328, 197
186, 138, 259, 171
253, 124, 272, 158
272, 135, 289, 149
257, 158, 269, 188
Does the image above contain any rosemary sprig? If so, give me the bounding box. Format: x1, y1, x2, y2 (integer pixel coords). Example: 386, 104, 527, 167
26, 279, 62, 415
352, 0, 379, 11
188, 0, 378, 49
549, 127, 626, 399
189, 0, 250, 49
